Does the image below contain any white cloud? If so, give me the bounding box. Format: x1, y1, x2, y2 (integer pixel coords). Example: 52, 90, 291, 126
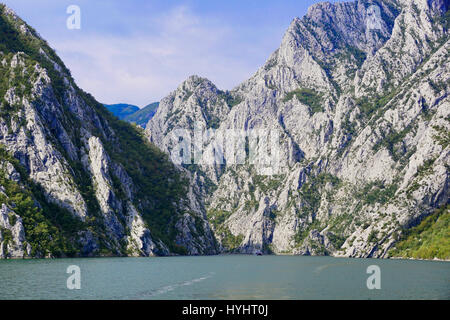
52, 5, 263, 107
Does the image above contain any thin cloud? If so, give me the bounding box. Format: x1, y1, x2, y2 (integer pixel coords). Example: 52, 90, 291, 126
53, 5, 256, 106
4, 1, 301, 107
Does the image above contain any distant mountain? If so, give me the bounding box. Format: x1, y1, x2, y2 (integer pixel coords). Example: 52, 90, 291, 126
104, 103, 139, 119
124, 102, 159, 128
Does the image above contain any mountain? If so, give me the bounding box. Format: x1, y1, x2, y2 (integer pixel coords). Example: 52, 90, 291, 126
1, 0, 448, 261
123, 102, 159, 128
104, 103, 139, 119
104, 102, 158, 128
0, 4, 217, 258
147, 0, 449, 259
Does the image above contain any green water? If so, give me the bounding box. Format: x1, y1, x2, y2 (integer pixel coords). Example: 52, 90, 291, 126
0, 255, 448, 299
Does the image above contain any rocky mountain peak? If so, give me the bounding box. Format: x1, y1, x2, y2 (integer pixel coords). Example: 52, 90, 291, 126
182, 75, 215, 90
147, 0, 449, 259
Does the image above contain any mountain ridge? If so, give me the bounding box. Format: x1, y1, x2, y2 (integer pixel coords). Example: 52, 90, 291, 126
123, 102, 159, 128
104, 103, 139, 119
0, 4, 217, 258
0, 0, 448, 260
146, 0, 449, 259
104, 102, 159, 128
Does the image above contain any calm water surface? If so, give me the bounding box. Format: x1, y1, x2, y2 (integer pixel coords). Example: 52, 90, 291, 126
0, 255, 448, 299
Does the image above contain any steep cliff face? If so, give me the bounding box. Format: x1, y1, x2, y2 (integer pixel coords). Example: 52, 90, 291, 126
0, 5, 217, 258
147, 0, 449, 258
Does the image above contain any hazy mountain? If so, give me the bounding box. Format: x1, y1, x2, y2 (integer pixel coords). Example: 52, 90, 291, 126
147, 0, 449, 259
0, 4, 217, 258
104, 102, 158, 128
104, 103, 139, 120
123, 102, 159, 128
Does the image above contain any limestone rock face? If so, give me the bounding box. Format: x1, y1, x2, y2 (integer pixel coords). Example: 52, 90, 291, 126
147, 0, 449, 257
0, 203, 30, 258
0, 5, 216, 258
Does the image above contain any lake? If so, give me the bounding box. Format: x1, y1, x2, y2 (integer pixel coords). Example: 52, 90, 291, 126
0, 255, 448, 299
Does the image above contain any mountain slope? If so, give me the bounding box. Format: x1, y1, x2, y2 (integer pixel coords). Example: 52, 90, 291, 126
0, 4, 217, 258
147, 0, 449, 258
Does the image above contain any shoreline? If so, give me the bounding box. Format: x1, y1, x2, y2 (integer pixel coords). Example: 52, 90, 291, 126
1, 253, 449, 262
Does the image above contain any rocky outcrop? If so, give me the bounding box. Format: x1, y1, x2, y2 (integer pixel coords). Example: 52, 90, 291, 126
0, 204, 30, 258
147, 0, 449, 257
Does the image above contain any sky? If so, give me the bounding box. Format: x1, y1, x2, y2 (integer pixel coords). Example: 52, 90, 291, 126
2, 0, 338, 107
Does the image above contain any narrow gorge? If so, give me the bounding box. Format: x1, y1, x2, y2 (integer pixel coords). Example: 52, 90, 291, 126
0, 0, 449, 260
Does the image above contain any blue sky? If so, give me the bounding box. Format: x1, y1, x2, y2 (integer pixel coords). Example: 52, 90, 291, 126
3, 0, 338, 107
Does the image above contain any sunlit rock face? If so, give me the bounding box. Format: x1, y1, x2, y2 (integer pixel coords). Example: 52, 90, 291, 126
147, 0, 449, 257
0, 5, 217, 258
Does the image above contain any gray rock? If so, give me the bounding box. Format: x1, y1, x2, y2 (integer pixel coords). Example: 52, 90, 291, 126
147, 0, 449, 257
